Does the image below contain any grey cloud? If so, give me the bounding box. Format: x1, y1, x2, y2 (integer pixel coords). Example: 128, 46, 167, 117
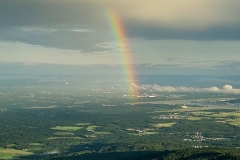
0, 27, 110, 52
1, 0, 240, 52
0, 0, 105, 28
134, 61, 240, 75
125, 21, 240, 41
216, 61, 240, 69
0, 0, 111, 51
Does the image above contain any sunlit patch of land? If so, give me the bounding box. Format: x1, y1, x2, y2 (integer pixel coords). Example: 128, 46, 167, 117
0, 147, 32, 159
187, 111, 240, 127
86, 125, 101, 131
74, 101, 90, 104
28, 147, 43, 152
54, 132, 75, 136
29, 143, 43, 146
157, 106, 240, 127
27, 105, 57, 109
191, 111, 215, 115
211, 112, 240, 117
129, 132, 158, 136
50, 126, 83, 131
76, 123, 90, 126
188, 117, 205, 121
150, 101, 240, 127
151, 107, 210, 113
94, 131, 112, 135
28, 143, 44, 152
230, 120, 240, 126
76, 123, 102, 132
151, 106, 230, 113
128, 98, 236, 105
46, 137, 83, 140
153, 123, 175, 128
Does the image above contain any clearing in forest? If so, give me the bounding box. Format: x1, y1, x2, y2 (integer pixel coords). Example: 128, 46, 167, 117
51, 126, 83, 131
154, 123, 176, 128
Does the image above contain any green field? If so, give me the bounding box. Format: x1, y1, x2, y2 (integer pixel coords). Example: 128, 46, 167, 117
51, 126, 83, 131
188, 117, 205, 120
191, 111, 214, 115
29, 143, 43, 146
0, 147, 32, 159
27, 105, 57, 109
154, 123, 176, 128
76, 123, 90, 126
142, 132, 158, 135
86, 125, 101, 131
94, 131, 112, 135
129, 132, 159, 136
74, 101, 90, 104
47, 137, 83, 140
130, 98, 237, 106
230, 120, 240, 126
185, 111, 240, 127
152, 106, 211, 113
211, 112, 240, 117
54, 132, 75, 136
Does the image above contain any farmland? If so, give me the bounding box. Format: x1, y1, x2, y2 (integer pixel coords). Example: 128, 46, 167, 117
51, 126, 83, 131
0, 147, 32, 159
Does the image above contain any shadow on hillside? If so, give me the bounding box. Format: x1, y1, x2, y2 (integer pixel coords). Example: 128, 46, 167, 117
20, 151, 167, 160
20, 148, 240, 160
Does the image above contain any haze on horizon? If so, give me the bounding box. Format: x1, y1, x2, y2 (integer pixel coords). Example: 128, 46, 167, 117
0, 0, 240, 76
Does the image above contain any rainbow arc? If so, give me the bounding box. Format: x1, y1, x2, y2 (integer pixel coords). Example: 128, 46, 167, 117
106, 7, 139, 98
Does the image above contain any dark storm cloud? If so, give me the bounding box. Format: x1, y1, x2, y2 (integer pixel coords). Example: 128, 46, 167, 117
1, 0, 240, 52
0, 0, 104, 28
0, 27, 109, 52
0, 0, 111, 52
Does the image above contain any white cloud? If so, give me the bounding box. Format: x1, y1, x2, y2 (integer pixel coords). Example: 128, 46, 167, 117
223, 84, 233, 90
132, 84, 240, 94
20, 27, 92, 33
209, 86, 220, 92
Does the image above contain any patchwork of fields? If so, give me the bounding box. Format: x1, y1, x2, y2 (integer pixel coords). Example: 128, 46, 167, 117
1, 90, 240, 159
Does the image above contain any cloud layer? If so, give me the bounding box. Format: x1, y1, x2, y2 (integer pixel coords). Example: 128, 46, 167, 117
132, 84, 240, 94
4, 0, 235, 30
110, 0, 240, 28
1, 0, 240, 42
1, 0, 240, 70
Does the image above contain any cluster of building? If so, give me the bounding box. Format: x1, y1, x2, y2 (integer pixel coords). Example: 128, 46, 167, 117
136, 93, 157, 98
183, 132, 223, 142
188, 99, 232, 106
127, 128, 155, 133
157, 114, 189, 120
85, 134, 96, 138
102, 104, 117, 107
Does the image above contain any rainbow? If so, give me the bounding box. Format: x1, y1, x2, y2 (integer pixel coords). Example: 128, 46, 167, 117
106, 7, 139, 97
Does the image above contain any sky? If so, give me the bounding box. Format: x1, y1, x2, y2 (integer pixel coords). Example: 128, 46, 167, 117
1, 0, 240, 76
